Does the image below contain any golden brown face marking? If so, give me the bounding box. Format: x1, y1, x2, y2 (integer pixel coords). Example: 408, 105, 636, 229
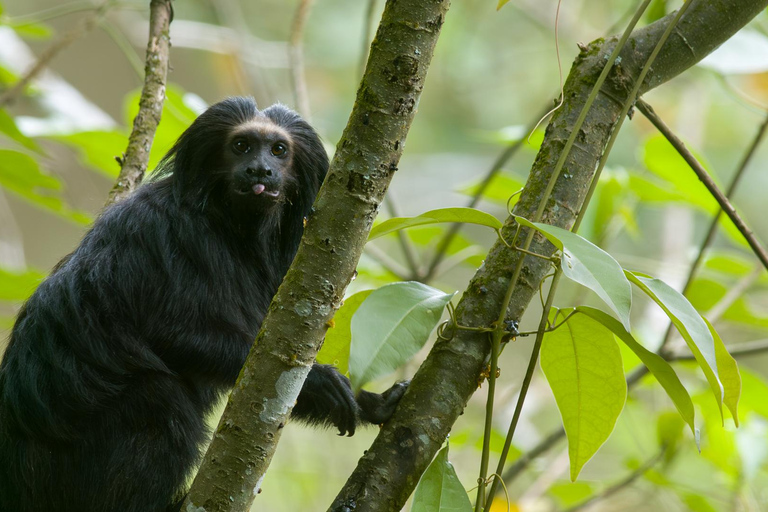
230, 118, 291, 142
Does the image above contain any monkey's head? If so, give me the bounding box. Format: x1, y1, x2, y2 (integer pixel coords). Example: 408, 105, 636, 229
155, 97, 329, 221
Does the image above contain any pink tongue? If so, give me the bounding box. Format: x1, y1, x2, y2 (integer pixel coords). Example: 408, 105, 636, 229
252, 184, 266, 195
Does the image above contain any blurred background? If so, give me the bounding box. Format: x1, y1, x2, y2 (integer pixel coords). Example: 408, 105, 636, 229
1, 0, 768, 510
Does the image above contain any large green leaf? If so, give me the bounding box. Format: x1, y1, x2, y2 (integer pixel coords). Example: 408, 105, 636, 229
411, 444, 472, 512
576, 306, 696, 438
368, 208, 502, 241
0, 149, 91, 225
541, 311, 627, 481
515, 217, 632, 330
349, 282, 454, 389
51, 130, 128, 178
316, 289, 373, 375
0, 267, 44, 302
0, 109, 39, 152
625, 271, 724, 419
705, 317, 740, 426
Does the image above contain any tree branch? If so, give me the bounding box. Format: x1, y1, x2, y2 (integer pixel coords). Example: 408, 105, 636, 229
330, 2, 768, 511
107, 0, 173, 205
183, 2, 451, 511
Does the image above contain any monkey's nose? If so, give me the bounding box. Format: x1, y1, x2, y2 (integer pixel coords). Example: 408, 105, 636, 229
245, 167, 273, 178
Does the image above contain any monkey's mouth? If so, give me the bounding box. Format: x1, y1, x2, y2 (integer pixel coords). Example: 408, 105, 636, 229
250, 183, 280, 198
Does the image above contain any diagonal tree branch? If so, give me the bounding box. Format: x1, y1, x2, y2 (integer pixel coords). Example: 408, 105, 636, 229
107, 0, 173, 205
183, 1, 451, 511
330, 1, 768, 511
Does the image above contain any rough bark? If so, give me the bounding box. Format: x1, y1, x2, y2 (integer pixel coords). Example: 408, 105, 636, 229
108, 0, 172, 204
329, 1, 768, 511
183, 1, 451, 511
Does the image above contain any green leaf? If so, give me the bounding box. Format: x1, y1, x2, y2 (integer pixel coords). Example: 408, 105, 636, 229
10, 21, 53, 39
412, 444, 472, 512
316, 289, 373, 375
683, 493, 719, 512
541, 310, 627, 481
349, 282, 454, 389
457, 173, 524, 206
705, 317, 740, 426
0, 267, 44, 302
124, 85, 197, 173
369, 208, 502, 241
0, 149, 91, 225
515, 216, 633, 330
51, 130, 128, 178
739, 369, 768, 420
625, 271, 724, 419
0, 109, 39, 151
643, 136, 718, 211
645, 0, 667, 22
576, 306, 696, 439
497, 0, 511, 9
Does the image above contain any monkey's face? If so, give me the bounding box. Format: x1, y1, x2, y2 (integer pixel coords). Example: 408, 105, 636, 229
223, 119, 297, 210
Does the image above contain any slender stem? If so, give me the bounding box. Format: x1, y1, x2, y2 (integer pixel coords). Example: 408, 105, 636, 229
383, 193, 420, 278
289, 0, 315, 120
99, 19, 144, 79
363, 244, 410, 280
358, 0, 378, 80
637, 99, 768, 273
656, 109, 768, 350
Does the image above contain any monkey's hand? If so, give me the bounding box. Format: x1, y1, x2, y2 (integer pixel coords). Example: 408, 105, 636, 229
293, 363, 360, 436
356, 380, 409, 425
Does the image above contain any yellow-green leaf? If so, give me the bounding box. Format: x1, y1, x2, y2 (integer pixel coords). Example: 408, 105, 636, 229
705, 317, 740, 426
317, 289, 373, 375
541, 311, 627, 481
369, 208, 502, 241
412, 443, 473, 512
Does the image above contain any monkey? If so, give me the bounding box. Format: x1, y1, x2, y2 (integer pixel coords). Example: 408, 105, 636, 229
0, 97, 407, 512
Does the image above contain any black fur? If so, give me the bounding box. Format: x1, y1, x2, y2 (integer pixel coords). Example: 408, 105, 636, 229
0, 97, 406, 512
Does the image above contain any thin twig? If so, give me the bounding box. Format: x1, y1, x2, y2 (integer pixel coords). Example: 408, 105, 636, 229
99, 18, 144, 79
383, 192, 420, 278
707, 264, 762, 323
0, 1, 112, 108
358, 0, 378, 80
657, 109, 768, 351
363, 244, 410, 281
563, 448, 666, 512
637, 99, 768, 274
289, 0, 315, 120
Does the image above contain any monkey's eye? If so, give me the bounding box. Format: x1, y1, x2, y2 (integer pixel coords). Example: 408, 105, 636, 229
233, 139, 250, 154
271, 143, 288, 157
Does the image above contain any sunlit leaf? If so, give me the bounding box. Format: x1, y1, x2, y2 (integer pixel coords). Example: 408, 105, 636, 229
625, 271, 724, 419
497, 0, 511, 10
317, 289, 373, 375
705, 318, 740, 426
458, 173, 524, 206
51, 130, 127, 178
124, 85, 198, 172
10, 21, 53, 39
0, 149, 91, 224
576, 306, 696, 439
369, 208, 502, 241
515, 217, 632, 330
0, 267, 44, 302
645, 0, 667, 22
412, 444, 473, 512
541, 311, 627, 481
349, 282, 454, 389
0, 109, 39, 151
548, 481, 594, 508
739, 369, 768, 420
